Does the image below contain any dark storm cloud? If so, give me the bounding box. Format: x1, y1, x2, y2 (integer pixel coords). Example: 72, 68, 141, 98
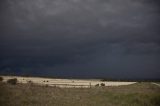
0, 0, 160, 78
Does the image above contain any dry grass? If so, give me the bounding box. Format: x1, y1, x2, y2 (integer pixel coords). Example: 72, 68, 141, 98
0, 82, 160, 106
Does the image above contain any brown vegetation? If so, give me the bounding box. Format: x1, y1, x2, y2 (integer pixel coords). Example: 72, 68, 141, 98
0, 82, 160, 106
0, 77, 3, 82
6, 78, 17, 85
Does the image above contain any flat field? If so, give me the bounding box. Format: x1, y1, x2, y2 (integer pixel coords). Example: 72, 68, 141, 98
1, 76, 136, 88
0, 80, 160, 106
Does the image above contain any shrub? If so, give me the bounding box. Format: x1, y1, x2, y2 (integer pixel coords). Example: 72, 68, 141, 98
27, 80, 34, 86
95, 84, 99, 87
27, 80, 33, 83
101, 83, 105, 86
7, 78, 17, 85
0, 77, 3, 81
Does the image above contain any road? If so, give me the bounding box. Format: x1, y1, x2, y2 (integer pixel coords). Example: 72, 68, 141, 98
152, 82, 160, 87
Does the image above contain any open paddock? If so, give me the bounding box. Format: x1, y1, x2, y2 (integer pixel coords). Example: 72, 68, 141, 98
1, 76, 136, 88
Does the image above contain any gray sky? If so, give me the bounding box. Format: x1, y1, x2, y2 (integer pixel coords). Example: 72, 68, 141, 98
0, 0, 160, 79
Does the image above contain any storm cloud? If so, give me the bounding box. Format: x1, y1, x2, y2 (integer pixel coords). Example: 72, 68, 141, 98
0, 0, 160, 79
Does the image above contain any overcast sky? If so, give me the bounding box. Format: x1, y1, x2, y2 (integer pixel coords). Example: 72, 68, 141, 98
0, 0, 160, 79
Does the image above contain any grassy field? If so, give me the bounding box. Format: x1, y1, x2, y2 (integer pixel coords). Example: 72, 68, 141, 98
0, 82, 160, 106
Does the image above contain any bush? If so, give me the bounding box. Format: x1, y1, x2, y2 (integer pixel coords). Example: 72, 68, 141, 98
95, 84, 99, 87
7, 78, 17, 85
27, 80, 33, 83
101, 83, 105, 86
0, 77, 3, 81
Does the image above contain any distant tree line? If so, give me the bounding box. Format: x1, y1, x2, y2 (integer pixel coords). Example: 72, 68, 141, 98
100, 78, 160, 82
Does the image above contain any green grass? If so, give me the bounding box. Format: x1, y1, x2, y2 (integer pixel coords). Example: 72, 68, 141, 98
0, 82, 160, 106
